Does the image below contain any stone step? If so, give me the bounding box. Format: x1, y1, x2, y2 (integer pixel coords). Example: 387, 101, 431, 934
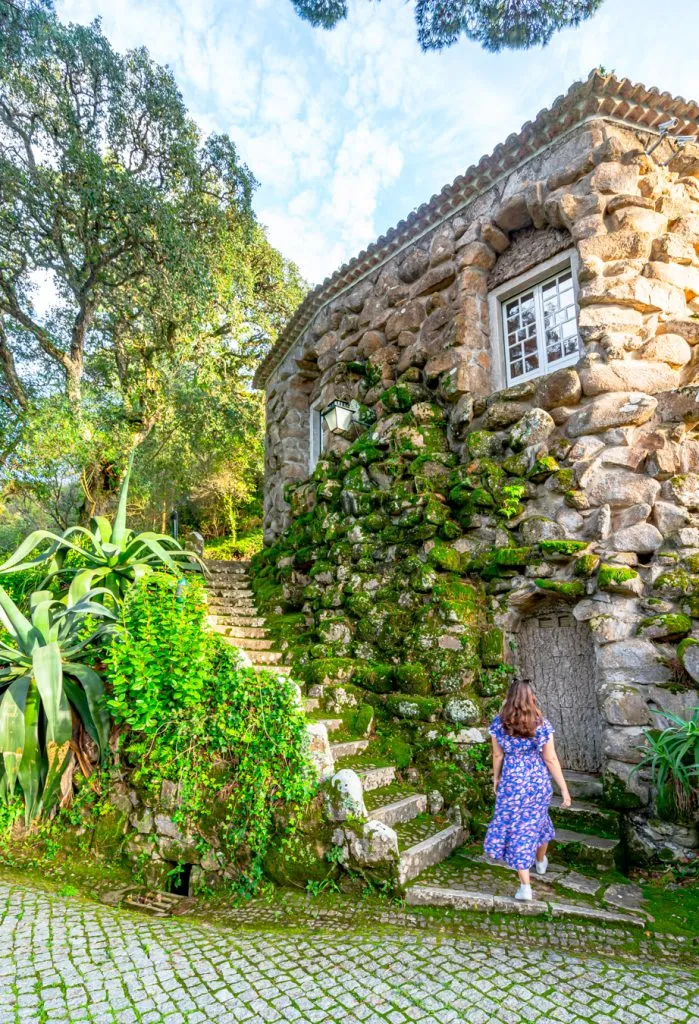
235, 637, 276, 651
398, 825, 466, 886
357, 766, 396, 792
403, 886, 644, 926
217, 625, 269, 639
205, 560, 250, 570
208, 614, 266, 627
304, 698, 320, 712
550, 796, 619, 837
369, 794, 427, 828
330, 739, 369, 760
552, 828, 619, 870
246, 650, 284, 666
208, 587, 255, 599
563, 771, 603, 802
259, 665, 291, 676
208, 601, 258, 614
314, 718, 342, 734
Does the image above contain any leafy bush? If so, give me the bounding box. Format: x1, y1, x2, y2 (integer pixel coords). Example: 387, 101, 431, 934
107, 575, 315, 890
0, 585, 115, 821
0, 457, 202, 603
635, 708, 699, 823
203, 531, 263, 561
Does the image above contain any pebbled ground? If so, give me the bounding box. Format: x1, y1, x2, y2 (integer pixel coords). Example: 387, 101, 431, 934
1, 880, 698, 1024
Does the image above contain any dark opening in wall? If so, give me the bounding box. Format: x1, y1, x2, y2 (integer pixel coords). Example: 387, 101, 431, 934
166, 862, 192, 896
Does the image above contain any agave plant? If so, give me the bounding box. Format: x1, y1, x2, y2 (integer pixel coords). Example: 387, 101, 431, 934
0, 455, 203, 603
0, 585, 115, 821
634, 707, 699, 823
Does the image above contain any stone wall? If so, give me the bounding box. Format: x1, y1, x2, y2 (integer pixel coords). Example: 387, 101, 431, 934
257, 112, 699, 859
263, 119, 699, 544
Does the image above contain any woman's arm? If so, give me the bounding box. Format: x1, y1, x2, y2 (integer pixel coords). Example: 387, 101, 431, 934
491, 735, 504, 795
541, 738, 571, 807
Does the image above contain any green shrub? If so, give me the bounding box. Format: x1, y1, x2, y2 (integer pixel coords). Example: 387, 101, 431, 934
633, 707, 699, 824
107, 576, 315, 891
204, 531, 264, 561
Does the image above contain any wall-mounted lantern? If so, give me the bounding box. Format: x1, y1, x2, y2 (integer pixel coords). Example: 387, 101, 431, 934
321, 399, 362, 436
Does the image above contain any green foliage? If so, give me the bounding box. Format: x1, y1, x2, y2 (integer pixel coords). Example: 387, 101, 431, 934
0, 584, 114, 821
0, 458, 203, 602
291, 1, 605, 52
0, 2, 304, 537
203, 532, 264, 561
633, 707, 699, 824
107, 575, 316, 891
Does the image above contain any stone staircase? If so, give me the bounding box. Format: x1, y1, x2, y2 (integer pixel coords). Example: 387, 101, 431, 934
315, 713, 467, 887
313, 693, 645, 924
205, 559, 291, 674
203, 582, 646, 925
403, 770, 648, 924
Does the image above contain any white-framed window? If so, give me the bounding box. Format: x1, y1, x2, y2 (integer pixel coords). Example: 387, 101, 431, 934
489, 251, 581, 389
309, 400, 324, 472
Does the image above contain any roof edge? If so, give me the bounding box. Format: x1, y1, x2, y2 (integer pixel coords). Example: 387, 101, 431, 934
254, 69, 699, 390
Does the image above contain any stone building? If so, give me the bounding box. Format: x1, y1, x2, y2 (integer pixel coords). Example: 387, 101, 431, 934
253, 71, 699, 859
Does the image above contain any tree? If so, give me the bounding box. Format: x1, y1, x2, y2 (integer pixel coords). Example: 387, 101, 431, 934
291, 0, 605, 51
0, 1, 304, 539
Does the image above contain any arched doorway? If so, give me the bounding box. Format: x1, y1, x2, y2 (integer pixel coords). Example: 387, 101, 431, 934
517, 605, 603, 773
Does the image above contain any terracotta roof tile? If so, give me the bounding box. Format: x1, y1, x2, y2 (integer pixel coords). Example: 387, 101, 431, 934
254, 69, 699, 389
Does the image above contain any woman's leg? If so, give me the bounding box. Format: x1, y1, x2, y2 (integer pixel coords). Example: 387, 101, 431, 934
517, 868, 530, 885
535, 842, 549, 863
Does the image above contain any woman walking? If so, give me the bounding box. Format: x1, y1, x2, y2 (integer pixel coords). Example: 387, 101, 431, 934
484, 677, 571, 901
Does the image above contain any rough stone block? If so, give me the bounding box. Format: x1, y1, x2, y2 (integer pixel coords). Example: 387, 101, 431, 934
597, 639, 671, 684
566, 392, 657, 437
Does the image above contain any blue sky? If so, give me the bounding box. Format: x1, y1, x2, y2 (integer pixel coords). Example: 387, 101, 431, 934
57, 0, 699, 286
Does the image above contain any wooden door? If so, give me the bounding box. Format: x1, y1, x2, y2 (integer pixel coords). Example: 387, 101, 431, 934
517, 607, 603, 773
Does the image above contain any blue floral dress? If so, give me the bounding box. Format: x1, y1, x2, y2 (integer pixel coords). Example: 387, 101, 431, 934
483, 714, 556, 870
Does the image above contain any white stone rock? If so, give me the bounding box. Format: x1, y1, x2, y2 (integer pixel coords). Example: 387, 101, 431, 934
587, 614, 638, 643
324, 769, 367, 822
444, 698, 479, 725
555, 507, 585, 535
306, 723, 335, 782
603, 726, 648, 764
566, 392, 657, 437
567, 436, 606, 462
673, 527, 699, 547
608, 522, 663, 553
646, 333, 692, 366
652, 500, 690, 534
667, 472, 699, 509
508, 408, 555, 452
582, 466, 661, 509
612, 503, 651, 530
579, 359, 679, 396
600, 683, 652, 726
597, 639, 671, 684
450, 727, 487, 744
346, 820, 399, 867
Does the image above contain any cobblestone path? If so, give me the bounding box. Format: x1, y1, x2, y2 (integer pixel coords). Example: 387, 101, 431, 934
1, 881, 697, 1024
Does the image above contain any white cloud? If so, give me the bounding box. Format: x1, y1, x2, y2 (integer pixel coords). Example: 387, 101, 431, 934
56, 0, 699, 284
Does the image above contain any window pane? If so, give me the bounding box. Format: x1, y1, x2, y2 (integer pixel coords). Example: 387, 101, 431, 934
541, 270, 579, 369
502, 269, 578, 382
504, 289, 538, 380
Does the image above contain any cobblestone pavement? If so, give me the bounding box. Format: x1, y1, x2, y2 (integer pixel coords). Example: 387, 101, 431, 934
1, 881, 698, 1024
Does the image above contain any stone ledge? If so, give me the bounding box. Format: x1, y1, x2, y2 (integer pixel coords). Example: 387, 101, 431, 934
405, 885, 645, 926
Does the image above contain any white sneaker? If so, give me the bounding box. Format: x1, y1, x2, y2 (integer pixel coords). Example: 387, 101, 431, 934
514, 884, 532, 901
535, 855, 548, 876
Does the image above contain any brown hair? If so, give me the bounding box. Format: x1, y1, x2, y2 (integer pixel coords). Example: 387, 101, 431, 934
500, 678, 543, 738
